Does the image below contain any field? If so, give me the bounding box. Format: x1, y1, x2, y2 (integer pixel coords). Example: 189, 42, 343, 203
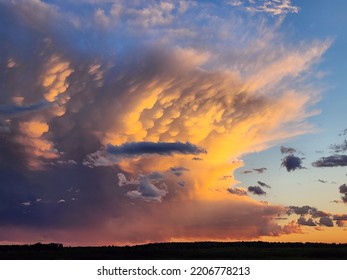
1, 242, 347, 260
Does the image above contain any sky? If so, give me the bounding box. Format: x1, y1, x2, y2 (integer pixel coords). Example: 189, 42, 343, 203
0, 0, 347, 246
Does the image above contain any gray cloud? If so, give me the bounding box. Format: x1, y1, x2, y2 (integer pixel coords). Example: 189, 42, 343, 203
287, 205, 317, 216
227, 187, 248, 196
248, 186, 266, 196
312, 155, 347, 168
333, 215, 347, 227
253, 167, 267, 174
280, 146, 297, 154
257, 181, 271, 188
117, 173, 139, 187
319, 216, 334, 227
339, 184, 347, 203
297, 217, 316, 227
106, 142, 207, 157
281, 154, 304, 172
125, 175, 168, 202
330, 140, 347, 153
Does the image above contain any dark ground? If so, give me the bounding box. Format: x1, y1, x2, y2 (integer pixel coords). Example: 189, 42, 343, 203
1, 242, 347, 260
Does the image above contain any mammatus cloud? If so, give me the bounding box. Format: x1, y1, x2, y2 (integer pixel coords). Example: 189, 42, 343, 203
0, 0, 334, 244
312, 155, 347, 167
281, 154, 304, 172
248, 186, 266, 196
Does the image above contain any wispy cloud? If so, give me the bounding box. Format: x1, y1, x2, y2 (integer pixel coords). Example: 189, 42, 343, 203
228, 0, 299, 16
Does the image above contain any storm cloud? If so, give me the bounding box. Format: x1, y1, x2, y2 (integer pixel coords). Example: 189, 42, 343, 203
0, 0, 331, 244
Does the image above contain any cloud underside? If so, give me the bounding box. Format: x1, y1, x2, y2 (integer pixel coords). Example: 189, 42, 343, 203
107, 142, 206, 156
0, 0, 333, 243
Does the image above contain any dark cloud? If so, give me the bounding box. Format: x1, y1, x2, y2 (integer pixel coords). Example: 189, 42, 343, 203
280, 146, 297, 154
333, 215, 347, 227
106, 142, 207, 157
227, 187, 248, 196
319, 216, 334, 227
339, 184, 347, 203
257, 181, 271, 188
287, 205, 317, 215
170, 166, 190, 177
192, 157, 203, 161
0, 100, 50, 118
242, 170, 253, 174
253, 167, 267, 174
312, 210, 330, 218
333, 215, 347, 221
318, 179, 327, 183
281, 154, 304, 172
248, 186, 266, 196
297, 217, 316, 227
312, 155, 347, 167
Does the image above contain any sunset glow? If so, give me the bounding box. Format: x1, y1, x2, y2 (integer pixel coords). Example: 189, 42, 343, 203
1, 0, 347, 246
